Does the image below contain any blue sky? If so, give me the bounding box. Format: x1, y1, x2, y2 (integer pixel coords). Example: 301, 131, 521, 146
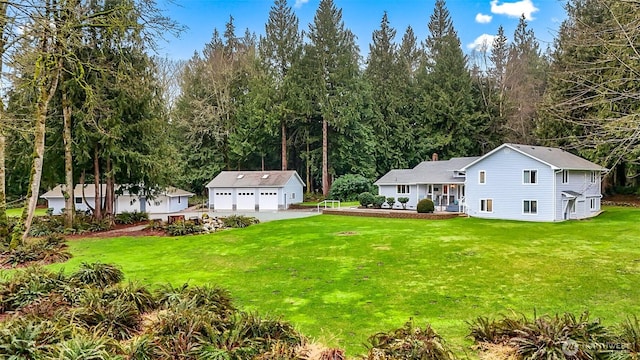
157, 0, 566, 61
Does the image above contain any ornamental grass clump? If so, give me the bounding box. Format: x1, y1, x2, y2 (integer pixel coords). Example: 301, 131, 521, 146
365, 321, 455, 360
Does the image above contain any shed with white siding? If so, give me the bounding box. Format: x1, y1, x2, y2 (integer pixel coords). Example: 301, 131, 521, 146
41, 184, 194, 215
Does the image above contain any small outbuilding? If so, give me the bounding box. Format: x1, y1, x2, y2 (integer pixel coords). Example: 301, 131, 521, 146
206, 171, 304, 211
41, 184, 194, 215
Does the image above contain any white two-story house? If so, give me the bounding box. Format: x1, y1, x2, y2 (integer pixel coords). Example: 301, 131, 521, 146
375, 143, 607, 222
462, 143, 606, 221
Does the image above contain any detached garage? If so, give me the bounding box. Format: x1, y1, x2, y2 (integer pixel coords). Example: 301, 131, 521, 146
206, 171, 304, 211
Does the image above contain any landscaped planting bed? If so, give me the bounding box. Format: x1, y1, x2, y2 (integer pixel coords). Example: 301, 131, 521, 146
38, 206, 640, 357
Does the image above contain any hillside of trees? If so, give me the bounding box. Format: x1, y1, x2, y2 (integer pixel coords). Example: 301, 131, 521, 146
1, 0, 640, 238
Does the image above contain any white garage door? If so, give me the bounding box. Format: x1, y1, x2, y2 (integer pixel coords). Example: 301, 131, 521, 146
214, 191, 233, 210
259, 189, 278, 210
237, 190, 256, 210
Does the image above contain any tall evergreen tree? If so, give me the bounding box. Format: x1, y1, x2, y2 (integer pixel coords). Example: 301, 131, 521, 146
365, 12, 408, 174
307, 0, 364, 195
503, 15, 547, 144
418, 0, 480, 158
259, 0, 303, 171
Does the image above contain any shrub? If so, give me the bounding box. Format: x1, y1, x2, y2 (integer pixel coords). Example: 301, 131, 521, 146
115, 211, 149, 225
221, 215, 260, 229
398, 197, 409, 209
616, 315, 640, 357
73, 296, 141, 341
365, 321, 455, 360
386, 197, 395, 208
417, 198, 435, 213
328, 174, 374, 201
469, 312, 611, 360
165, 220, 204, 236
71, 262, 124, 288
372, 195, 385, 209
357, 192, 375, 207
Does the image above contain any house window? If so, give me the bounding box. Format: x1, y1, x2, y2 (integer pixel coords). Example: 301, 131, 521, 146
562, 170, 569, 184
397, 185, 410, 194
292, 193, 295, 199
590, 198, 597, 210
480, 199, 493, 213
479, 170, 486, 184
590, 171, 597, 183
523, 200, 538, 214
523, 170, 537, 184
75, 197, 82, 204
178, 197, 181, 204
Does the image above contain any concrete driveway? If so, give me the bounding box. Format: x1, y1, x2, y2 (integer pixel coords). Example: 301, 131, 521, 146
148, 209, 320, 223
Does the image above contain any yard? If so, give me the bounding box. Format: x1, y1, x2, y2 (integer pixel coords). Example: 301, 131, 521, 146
6, 207, 47, 217
48, 207, 640, 356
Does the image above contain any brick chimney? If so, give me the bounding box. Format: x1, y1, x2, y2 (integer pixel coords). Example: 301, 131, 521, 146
432, 153, 438, 161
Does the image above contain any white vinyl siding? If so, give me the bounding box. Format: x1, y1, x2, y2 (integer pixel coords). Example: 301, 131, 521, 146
465, 147, 555, 221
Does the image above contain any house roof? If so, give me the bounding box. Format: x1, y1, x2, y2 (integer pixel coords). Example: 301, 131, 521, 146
41, 184, 194, 199
206, 171, 305, 188
461, 143, 607, 171
374, 157, 480, 185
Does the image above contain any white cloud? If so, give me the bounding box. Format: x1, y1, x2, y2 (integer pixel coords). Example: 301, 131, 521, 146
467, 34, 497, 51
294, 0, 309, 8
475, 13, 493, 24
490, 0, 539, 20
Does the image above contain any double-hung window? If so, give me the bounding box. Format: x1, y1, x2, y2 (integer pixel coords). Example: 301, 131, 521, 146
480, 199, 493, 213
523, 200, 538, 214
590, 171, 597, 183
479, 170, 486, 184
523, 170, 537, 184
397, 185, 410, 194
561, 170, 569, 184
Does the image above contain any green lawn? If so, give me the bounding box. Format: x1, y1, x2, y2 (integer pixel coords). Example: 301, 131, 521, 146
6, 208, 47, 217
47, 207, 640, 356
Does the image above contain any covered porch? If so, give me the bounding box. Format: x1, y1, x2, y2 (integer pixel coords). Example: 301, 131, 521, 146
416, 183, 465, 212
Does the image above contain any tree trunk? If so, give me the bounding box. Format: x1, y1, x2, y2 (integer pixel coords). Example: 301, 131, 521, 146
0, 1, 8, 241
62, 89, 74, 228
104, 157, 114, 221
0, 133, 6, 241
93, 146, 102, 219
281, 120, 287, 170
322, 117, 329, 196
306, 136, 311, 192
11, 66, 62, 246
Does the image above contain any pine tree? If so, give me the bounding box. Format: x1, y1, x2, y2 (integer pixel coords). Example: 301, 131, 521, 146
418, 0, 480, 158
259, 0, 303, 171
364, 12, 408, 174
503, 15, 547, 143
307, 0, 363, 195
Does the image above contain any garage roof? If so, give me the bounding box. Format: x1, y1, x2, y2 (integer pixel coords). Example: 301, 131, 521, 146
206, 171, 304, 188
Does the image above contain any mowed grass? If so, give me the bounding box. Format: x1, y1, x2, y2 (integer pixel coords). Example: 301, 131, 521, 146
48, 207, 640, 356
6, 208, 47, 217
